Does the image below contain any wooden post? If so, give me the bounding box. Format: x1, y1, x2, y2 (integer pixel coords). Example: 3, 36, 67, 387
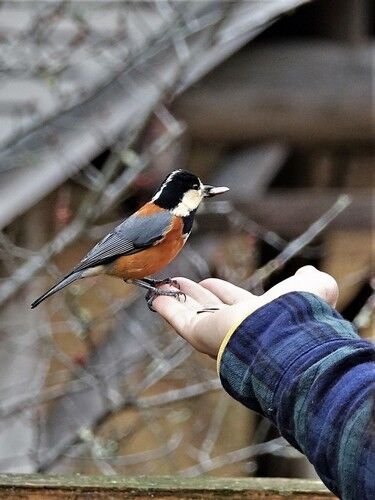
0, 474, 336, 499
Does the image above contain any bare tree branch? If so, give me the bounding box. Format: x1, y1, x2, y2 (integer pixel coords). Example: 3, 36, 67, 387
245, 195, 352, 290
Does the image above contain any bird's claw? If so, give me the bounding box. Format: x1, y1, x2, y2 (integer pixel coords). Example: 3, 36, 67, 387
145, 287, 186, 312
155, 278, 181, 289
142, 277, 181, 290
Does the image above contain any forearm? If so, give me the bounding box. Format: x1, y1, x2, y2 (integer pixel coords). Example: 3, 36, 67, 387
218, 292, 375, 499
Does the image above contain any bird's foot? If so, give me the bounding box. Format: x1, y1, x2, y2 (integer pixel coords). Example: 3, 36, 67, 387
145, 287, 186, 312
124, 278, 184, 311
142, 277, 180, 289
196, 307, 220, 314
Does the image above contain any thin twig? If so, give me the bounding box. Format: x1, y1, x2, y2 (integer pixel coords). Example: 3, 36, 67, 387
245, 195, 352, 290
180, 437, 286, 477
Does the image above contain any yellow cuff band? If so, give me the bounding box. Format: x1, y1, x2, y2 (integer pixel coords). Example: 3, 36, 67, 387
216, 312, 251, 376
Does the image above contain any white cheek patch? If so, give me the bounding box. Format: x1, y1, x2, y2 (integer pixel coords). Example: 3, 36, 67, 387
172, 189, 203, 216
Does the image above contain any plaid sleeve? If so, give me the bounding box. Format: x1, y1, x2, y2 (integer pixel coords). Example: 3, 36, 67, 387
218, 291, 375, 499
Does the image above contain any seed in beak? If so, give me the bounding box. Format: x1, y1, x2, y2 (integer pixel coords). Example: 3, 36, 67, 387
203, 185, 229, 198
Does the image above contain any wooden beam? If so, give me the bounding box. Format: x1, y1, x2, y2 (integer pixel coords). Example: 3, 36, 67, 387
213, 144, 288, 198
0, 474, 335, 499
321, 231, 373, 310
174, 43, 374, 144
198, 189, 373, 236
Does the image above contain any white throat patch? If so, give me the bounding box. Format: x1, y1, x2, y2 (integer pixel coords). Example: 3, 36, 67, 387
171, 188, 204, 217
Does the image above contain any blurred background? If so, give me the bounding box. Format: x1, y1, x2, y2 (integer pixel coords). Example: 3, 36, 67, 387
0, 0, 373, 480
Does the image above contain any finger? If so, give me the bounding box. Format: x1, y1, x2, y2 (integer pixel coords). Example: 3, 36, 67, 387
295, 266, 339, 306
200, 278, 253, 305
172, 277, 223, 306
157, 283, 202, 310
260, 266, 339, 307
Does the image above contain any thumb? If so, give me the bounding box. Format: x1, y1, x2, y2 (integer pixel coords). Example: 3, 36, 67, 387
262, 266, 339, 307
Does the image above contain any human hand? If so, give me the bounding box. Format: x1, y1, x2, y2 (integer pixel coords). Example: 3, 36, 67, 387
152, 266, 338, 359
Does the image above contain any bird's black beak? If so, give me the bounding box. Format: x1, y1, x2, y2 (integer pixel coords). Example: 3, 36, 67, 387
203, 185, 229, 198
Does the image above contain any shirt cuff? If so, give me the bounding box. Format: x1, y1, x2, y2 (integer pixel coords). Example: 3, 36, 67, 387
216, 310, 250, 376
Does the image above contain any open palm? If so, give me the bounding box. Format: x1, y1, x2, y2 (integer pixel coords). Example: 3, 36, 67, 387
153, 266, 339, 359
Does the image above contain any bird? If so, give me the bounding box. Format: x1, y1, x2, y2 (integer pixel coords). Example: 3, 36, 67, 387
31, 169, 229, 310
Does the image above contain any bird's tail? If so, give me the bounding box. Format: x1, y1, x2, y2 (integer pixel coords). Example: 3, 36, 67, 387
31, 271, 82, 309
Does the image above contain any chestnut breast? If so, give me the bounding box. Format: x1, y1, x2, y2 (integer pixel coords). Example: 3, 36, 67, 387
108, 216, 185, 279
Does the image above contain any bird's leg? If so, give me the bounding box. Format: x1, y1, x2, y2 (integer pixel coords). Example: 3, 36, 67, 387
140, 277, 181, 290
125, 279, 186, 312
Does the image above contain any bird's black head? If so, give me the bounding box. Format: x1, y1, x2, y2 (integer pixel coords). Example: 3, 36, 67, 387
152, 170, 229, 216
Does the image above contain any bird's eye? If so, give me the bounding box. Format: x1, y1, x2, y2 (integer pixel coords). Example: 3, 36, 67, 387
193, 183, 199, 189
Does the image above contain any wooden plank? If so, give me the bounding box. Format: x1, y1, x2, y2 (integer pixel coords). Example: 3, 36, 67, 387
198, 189, 373, 236
213, 144, 288, 199
0, 474, 335, 499
321, 231, 374, 310
174, 43, 374, 144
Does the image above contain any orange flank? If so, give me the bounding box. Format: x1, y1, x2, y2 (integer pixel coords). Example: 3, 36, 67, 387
108, 216, 184, 279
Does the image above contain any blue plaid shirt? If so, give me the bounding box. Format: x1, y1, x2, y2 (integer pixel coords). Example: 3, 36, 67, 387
218, 292, 375, 499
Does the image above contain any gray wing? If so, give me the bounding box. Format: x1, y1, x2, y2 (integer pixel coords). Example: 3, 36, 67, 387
73, 210, 173, 272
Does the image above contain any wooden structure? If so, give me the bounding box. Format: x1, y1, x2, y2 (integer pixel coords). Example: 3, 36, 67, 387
0, 475, 336, 499
174, 43, 374, 145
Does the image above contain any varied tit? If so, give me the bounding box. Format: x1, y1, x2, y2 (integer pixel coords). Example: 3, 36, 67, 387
31, 169, 229, 310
